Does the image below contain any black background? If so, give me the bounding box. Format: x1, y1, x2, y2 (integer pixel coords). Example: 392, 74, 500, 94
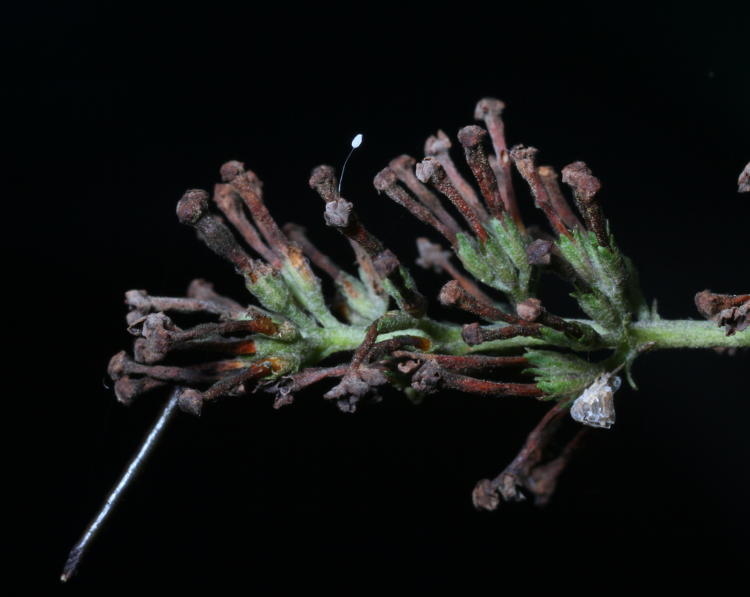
5, 4, 749, 592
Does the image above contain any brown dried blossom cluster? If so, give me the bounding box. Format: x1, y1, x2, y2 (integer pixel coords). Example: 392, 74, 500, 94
104, 99, 750, 503
102, 97, 623, 511
109, 102, 562, 406
105, 100, 749, 504
63, 98, 749, 582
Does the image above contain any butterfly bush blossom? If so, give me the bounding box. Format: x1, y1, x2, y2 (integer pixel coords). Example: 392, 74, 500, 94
64, 98, 750, 581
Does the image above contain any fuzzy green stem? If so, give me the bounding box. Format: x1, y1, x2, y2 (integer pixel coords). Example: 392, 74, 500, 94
255, 318, 748, 380
628, 320, 750, 350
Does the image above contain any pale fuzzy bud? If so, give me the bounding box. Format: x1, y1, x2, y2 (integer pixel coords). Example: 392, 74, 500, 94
570, 373, 621, 429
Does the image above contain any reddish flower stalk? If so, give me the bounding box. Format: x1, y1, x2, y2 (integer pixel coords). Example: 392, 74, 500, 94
62, 94, 750, 583
461, 321, 542, 346
439, 279, 518, 324
516, 297, 600, 343
561, 161, 608, 247
176, 360, 277, 416
425, 129, 488, 221
457, 125, 507, 220
388, 155, 465, 238
511, 145, 572, 238
474, 97, 523, 227
392, 351, 528, 373
537, 165, 583, 230
176, 189, 258, 277
411, 360, 542, 398
265, 365, 351, 409
212, 181, 279, 266
373, 166, 459, 246
226, 163, 293, 261
124, 288, 244, 322
473, 403, 587, 508
129, 312, 279, 364
416, 157, 489, 243
108, 351, 245, 391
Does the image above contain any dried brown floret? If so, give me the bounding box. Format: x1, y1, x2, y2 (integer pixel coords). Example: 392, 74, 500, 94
695, 290, 750, 336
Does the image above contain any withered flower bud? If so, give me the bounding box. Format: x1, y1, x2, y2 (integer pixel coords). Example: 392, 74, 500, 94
410, 360, 443, 394
219, 160, 245, 183
177, 388, 204, 417
114, 377, 166, 406
64, 95, 750, 584
695, 290, 750, 336
176, 189, 209, 224
515, 298, 543, 322
560, 161, 602, 202
324, 198, 353, 228
324, 367, 389, 414
561, 160, 608, 247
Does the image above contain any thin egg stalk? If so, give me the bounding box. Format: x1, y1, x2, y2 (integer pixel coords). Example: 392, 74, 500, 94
338, 133, 364, 195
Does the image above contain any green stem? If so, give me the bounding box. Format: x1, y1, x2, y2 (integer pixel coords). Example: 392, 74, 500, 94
255, 318, 748, 378
628, 320, 750, 350
420, 318, 750, 354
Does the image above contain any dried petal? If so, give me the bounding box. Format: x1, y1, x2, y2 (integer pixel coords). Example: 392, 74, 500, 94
323, 367, 389, 413
472, 478, 500, 511
324, 198, 353, 228
695, 290, 750, 336
410, 360, 442, 394
177, 388, 204, 417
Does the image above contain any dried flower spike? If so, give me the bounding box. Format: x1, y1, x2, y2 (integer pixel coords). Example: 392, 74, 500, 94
63, 96, 750, 582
